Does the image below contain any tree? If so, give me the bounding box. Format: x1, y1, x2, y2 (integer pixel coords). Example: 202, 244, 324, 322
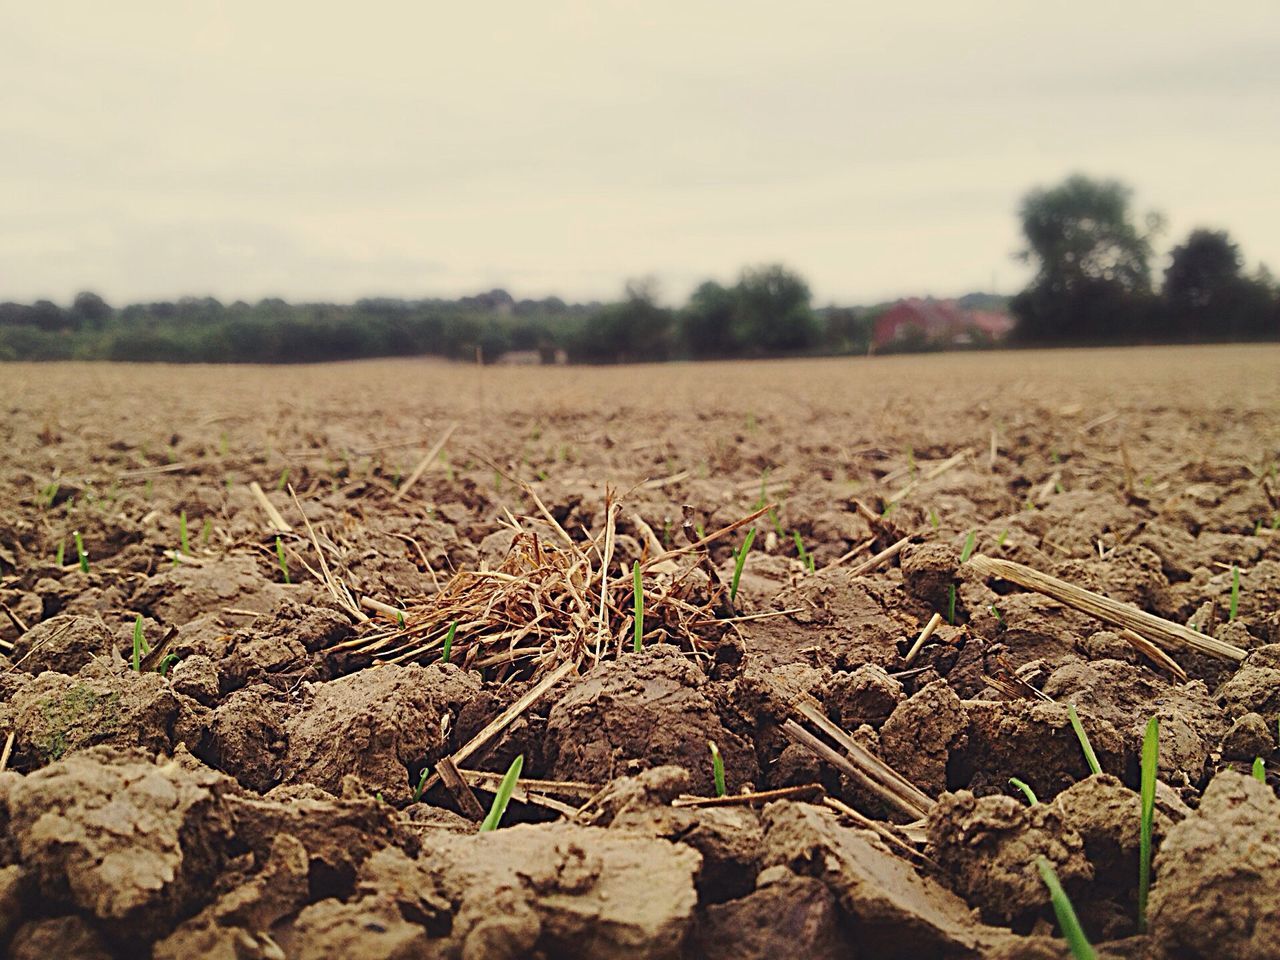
70, 291, 112, 330
570, 279, 674, 363
731, 264, 819, 354
681, 281, 738, 358
1164, 229, 1277, 340
1013, 175, 1161, 342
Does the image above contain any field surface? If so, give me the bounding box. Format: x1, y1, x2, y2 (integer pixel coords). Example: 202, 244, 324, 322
2, 345, 1280, 958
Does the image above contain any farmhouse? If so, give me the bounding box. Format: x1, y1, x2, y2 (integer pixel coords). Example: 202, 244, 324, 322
872, 298, 1015, 352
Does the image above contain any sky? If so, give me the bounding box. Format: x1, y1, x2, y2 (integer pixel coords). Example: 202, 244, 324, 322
2, 2, 1279, 307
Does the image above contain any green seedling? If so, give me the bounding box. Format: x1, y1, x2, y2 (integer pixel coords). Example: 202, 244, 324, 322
1138, 716, 1158, 933
201, 517, 213, 546
947, 585, 958, 626
1229, 565, 1240, 622
39, 481, 59, 508
179, 511, 190, 556
54, 540, 65, 567
411, 767, 430, 802
396, 610, 405, 629
929, 508, 940, 530
1036, 856, 1096, 960
1068, 704, 1103, 776
989, 604, 1004, 625
792, 531, 815, 572
479, 754, 523, 832
881, 500, 896, 518
73, 531, 88, 573
633, 562, 644, 653
1255, 519, 1264, 537
275, 536, 290, 584
709, 740, 727, 797
276, 467, 289, 491
695, 522, 706, 540
440, 621, 457, 663
730, 528, 757, 605
767, 507, 785, 539
1009, 777, 1038, 805
1253, 757, 1266, 783
959, 530, 977, 563
131, 615, 150, 672
158, 653, 180, 676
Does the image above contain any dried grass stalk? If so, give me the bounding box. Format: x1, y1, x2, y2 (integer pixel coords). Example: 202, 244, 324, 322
966, 554, 1245, 662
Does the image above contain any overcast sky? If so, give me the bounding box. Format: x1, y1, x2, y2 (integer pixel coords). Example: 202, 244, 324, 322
2, 2, 1278, 307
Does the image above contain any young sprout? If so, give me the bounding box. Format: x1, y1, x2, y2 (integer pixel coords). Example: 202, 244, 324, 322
1067, 705, 1103, 776
929, 508, 940, 530
792, 531, 815, 573
179, 511, 190, 556
131, 615, 150, 672
730, 528, 757, 605
396, 610, 405, 629
767, 507, 785, 539
411, 767, 430, 803
632, 562, 644, 653
275, 536, 291, 584
479, 754, 524, 832
1009, 777, 1039, 805
200, 517, 213, 547
989, 604, 1004, 625
1229, 565, 1240, 622
1036, 856, 1096, 960
709, 740, 727, 797
946, 532, 977, 625
440, 620, 457, 663
276, 467, 289, 491
157, 653, 180, 677
73, 531, 88, 573
1138, 716, 1158, 933
1253, 757, 1267, 784
54, 540, 65, 567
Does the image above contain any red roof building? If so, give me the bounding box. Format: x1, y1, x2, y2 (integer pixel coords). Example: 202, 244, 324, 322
872, 298, 1015, 352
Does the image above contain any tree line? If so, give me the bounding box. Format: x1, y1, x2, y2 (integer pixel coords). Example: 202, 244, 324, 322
1, 174, 1276, 363
0, 266, 872, 364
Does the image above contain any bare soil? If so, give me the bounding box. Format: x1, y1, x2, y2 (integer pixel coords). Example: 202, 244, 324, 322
1, 345, 1279, 958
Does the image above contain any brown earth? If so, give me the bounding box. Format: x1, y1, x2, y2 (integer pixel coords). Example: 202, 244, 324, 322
1, 344, 1279, 957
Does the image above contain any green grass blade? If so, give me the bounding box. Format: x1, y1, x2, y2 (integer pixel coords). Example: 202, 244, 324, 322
633, 562, 644, 652
179, 511, 190, 555
709, 740, 727, 797
1253, 757, 1266, 783
411, 767, 430, 802
1036, 856, 1096, 960
74, 530, 88, 573
1067, 704, 1102, 776
479, 754, 524, 832
441, 620, 457, 663
275, 536, 291, 584
959, 530, 977, 563
730, 528, 756, 604
1138, 716, 1158, 933
1009, 777, 1039, 805
947, 583, 957, 625
131, 615, 149, 672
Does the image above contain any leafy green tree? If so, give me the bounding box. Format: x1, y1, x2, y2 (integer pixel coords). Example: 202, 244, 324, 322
681, 281, 738, 358
70, 291, 112, 329
1012, 175, 1162, 342
1164, 229, 1277, 340
731, 264, 819, 353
